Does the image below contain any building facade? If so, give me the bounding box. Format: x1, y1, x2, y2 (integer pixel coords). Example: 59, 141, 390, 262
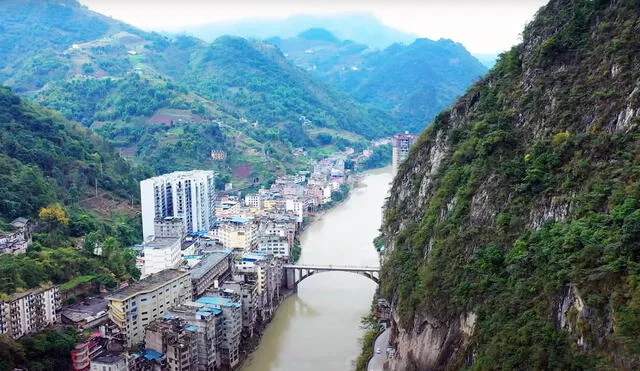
196, 296, 242, 369
190, 250, 233, 298
141, 237, 183, 277
0, 285, 60, 339
141, 170, 216, 241
257, 235, 290, 259
166, 303, 219, 371
391, 132, 417, 170
106, 270, 192, 347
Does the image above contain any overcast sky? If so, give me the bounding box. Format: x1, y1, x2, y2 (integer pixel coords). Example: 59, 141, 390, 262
79, 0, 548, 54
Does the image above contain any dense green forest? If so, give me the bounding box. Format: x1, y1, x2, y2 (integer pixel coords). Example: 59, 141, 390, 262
0, 327, 80, 371
379, 0, 640, 369
0, 86, 141, 296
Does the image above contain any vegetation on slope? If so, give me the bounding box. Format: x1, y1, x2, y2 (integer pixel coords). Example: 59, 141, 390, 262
272, 31, 487, 132
0, 86, 141, 296
380, 0, 640, 368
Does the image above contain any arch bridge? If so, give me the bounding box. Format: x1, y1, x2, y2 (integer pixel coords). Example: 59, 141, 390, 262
283, 264, 380, 289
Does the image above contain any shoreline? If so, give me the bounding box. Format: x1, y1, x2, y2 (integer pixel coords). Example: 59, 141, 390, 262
237, 165, 389, 370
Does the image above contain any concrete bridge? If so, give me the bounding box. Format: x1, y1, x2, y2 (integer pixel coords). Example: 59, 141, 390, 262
283, 264, 380, 289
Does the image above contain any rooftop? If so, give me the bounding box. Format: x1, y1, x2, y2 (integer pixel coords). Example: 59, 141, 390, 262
196, 296, 241, 308
106, 270, 188, 301
92, 354, 125, 365
190, 251, 232, 280
143, 237, 181, 250
142, 170, 214, 183
61, 297, 108, 323
228, 216, 250, 224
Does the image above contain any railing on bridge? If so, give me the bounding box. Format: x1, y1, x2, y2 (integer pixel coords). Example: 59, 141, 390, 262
282, 264, 380, 289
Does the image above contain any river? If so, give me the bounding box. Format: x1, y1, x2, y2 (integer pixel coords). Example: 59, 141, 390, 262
242, 166, 393, 371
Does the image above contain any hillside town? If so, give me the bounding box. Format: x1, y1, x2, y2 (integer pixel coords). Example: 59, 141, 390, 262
0, 147, 374, 371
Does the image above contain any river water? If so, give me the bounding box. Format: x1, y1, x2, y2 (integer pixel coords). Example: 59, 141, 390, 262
242, 167, 393, 371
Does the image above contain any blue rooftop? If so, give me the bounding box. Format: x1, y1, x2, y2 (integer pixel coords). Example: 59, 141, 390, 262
196, 296, 241, 308
229, 216, 250, 224
185, 325, 198, 332
144, 349, 163, 360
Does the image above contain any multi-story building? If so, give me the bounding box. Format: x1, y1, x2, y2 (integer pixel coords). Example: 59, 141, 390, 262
257, 235, 290, 259
141, 237, 183, 277
189, 250, 233, 298
145, 317, 199, 371
90, 355, 127, 371
244, 194, 262, 209
166, 303, 219, 371
234, 253, 283, 322
212, 217, 258, 251
196, 296, 242, 369
0, 285, 60, 339
71, 342, 90, 371
140, 170, 216, 241
106, 270, 191, 347
391, 132, 417, 170
154, 217, 186, 238
220, 278, 259, 340
0, 217, 32, 255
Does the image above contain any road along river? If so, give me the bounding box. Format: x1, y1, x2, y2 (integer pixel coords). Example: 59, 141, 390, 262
241, 166, 393, 371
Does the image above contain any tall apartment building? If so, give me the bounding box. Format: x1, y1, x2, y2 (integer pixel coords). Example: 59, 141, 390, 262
166, 303, 219, 371
196, 296, 242, 369
391, 132, 417, 170
141, 170, 216, 241
145, 317, 199, 371
0, 285, 60, 339
106, 270, 192, 347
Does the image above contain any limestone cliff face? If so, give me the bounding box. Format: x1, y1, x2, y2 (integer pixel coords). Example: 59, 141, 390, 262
379, 1, 640, 369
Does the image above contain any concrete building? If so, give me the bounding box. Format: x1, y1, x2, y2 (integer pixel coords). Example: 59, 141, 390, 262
189, 250, 234, 298
220, 278, 259, 341
234, 253, 283, 322
154, 217, 186, 238
71, 342, 90, 371
106, 270, 191, 347
213, 217, 258, 251
145, 317, 199, 371
90, 355, 127, 371
391, 132, 417, 170
140, 170, 216, 241
0, 217, 32, 254
196, 296, 242, 369
141, 237, 183, 277
166, 303, 219, 371
244, 194, 262, 209
257, 235, 290, 259
61, 297, 109, 330
0, 285, 60, 339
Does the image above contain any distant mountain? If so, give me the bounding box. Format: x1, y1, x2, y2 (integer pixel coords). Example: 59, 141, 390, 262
0, 0, 404, 181
473, 53, 500, 69
270, 30, 487, 132
174, 12, 417, 49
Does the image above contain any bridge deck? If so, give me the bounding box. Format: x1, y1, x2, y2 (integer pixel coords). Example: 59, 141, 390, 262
283, 264, 380, 272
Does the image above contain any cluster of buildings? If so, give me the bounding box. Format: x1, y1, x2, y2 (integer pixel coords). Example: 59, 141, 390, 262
0, 217, 32, 254
0, 146, 377, 369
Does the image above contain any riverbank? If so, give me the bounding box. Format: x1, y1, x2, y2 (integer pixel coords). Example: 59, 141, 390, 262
241, 167, 393, 371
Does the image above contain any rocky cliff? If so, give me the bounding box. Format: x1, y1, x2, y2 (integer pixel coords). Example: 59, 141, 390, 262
379, 0, 640, 369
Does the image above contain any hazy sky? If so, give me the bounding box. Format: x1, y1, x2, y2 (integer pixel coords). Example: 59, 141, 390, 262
79, 0, 548, 54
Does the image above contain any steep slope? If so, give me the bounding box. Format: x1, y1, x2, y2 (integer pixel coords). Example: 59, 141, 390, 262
0, 0, 390, 180
173, 11, 417, 49
0, 85, 141, 221
148, 35, 397, 141
271, 31, 487, 133
0, 0, 133, 91
379, 0, 640, 369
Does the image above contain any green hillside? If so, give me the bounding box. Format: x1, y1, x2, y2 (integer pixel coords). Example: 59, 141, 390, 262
270, 30, 487, 132
378, 0, 640, 369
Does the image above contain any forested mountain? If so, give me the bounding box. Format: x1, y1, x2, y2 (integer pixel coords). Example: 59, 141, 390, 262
269, 30, 487, 132
378, 0, 640, 369
0, 0, 408, 181
173, 11, 417, 49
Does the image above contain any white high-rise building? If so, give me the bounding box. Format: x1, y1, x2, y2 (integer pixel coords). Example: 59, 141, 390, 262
141, 171, 216, 241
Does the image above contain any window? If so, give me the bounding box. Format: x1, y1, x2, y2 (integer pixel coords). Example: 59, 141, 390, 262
141, 298, 147, 302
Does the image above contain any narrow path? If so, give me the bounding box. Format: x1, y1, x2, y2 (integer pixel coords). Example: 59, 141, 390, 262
367, 328, 390, 371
